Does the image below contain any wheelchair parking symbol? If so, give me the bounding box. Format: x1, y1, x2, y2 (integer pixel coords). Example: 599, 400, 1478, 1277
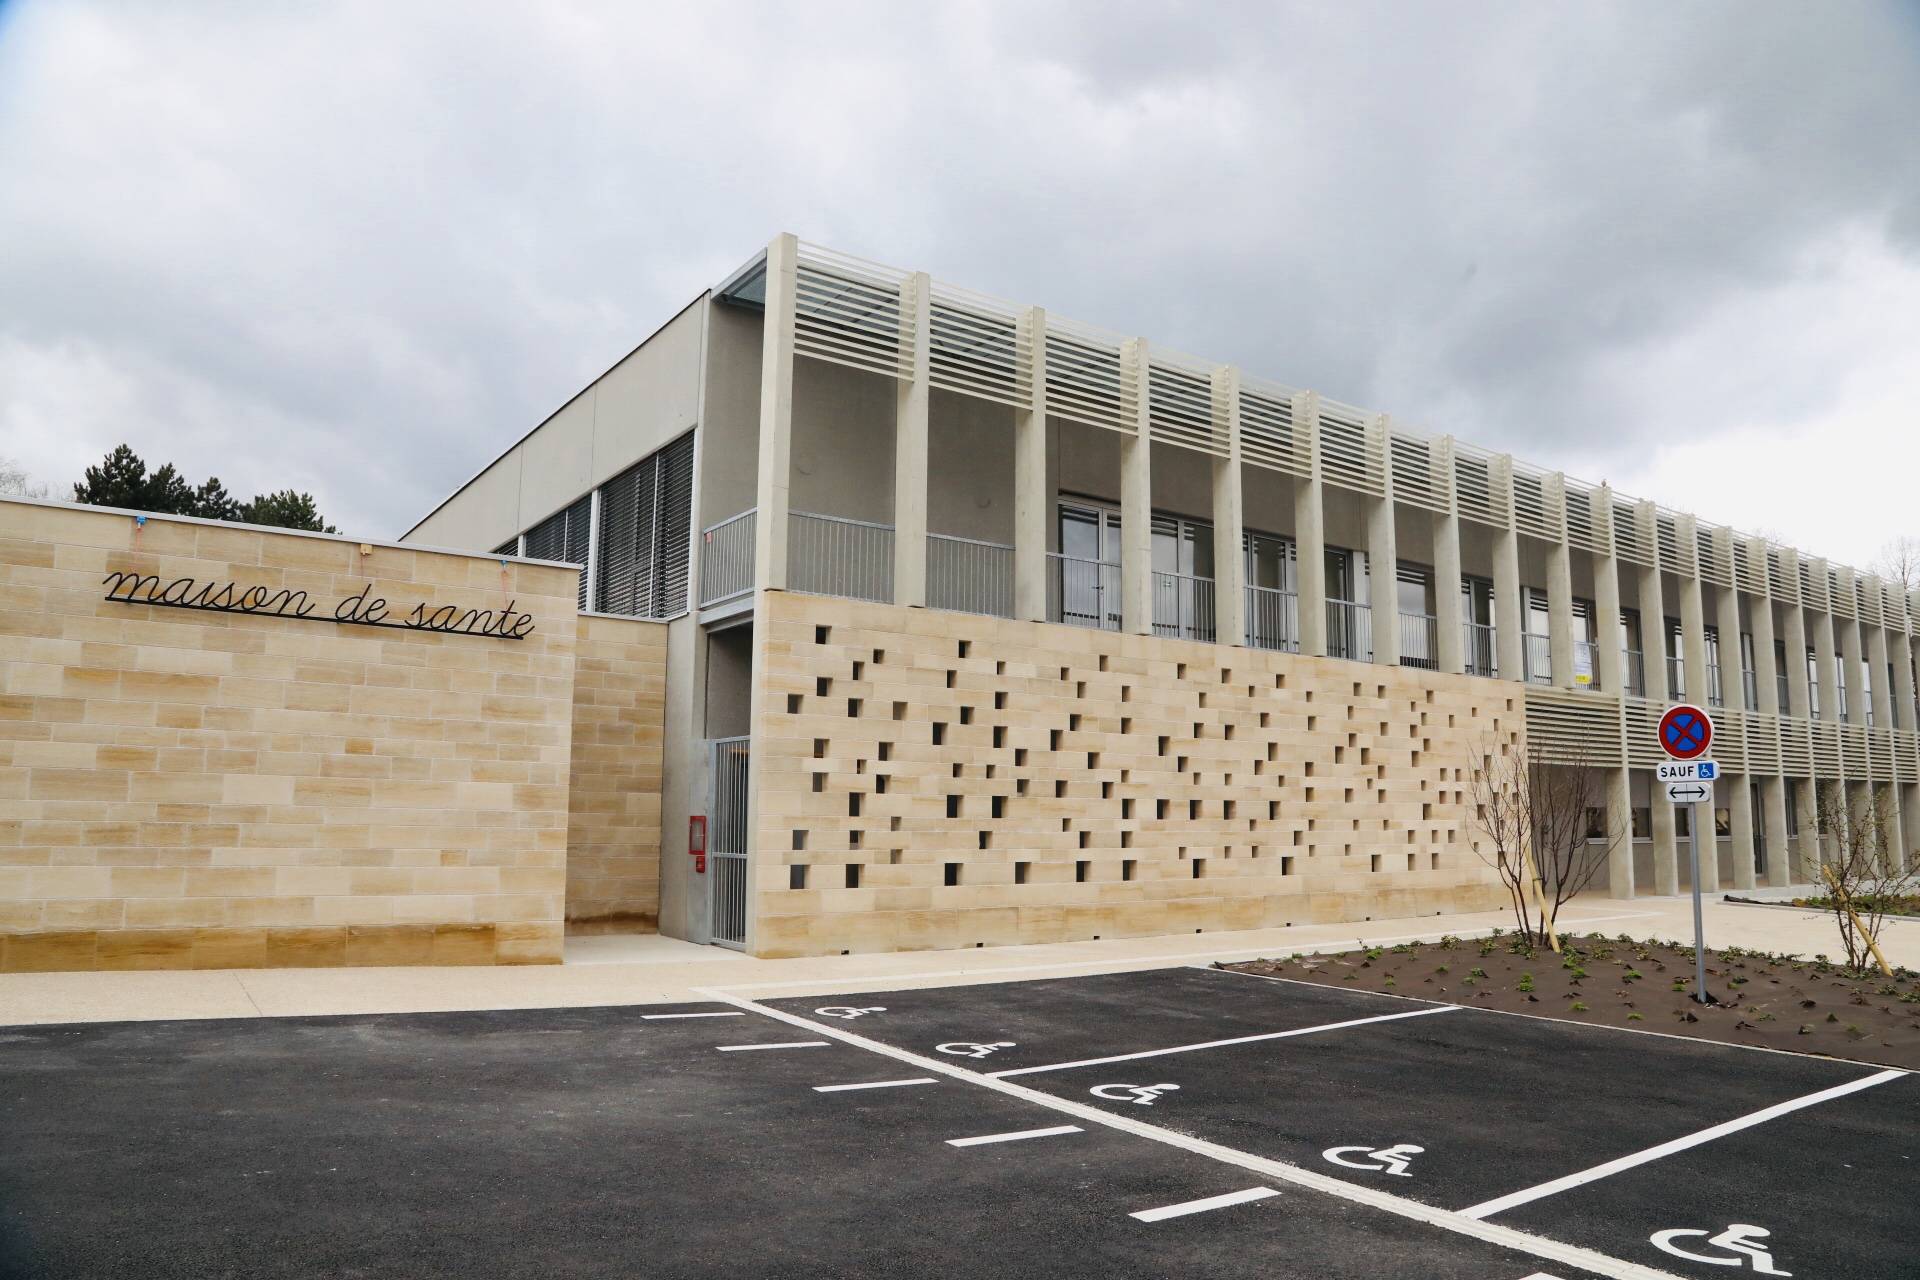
1651, 1224, 1790, 1275
813, 1006, 886, 1019
1321, 1143, 1424, 1177
1090, 1082, 1180, 1106
936, 1041, 1014, 1060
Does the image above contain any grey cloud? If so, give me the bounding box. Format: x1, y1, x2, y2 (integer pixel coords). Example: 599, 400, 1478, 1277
1, 1, 1916, 540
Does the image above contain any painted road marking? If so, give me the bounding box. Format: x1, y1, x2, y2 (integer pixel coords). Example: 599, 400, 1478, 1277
1324, 1143, 1424, 1177
1091, 1082, 1180, 1106
701, 990, 1683, 1280
812, 1077, 939, 1093
945, 1124, 1084, 1148
1129, 1186, 1280, 1222
1651, 1225, 1790, 1275
938, 1040, 1016, 1059
989, 1004, 1458, 1078
716, 1041, 830, 1052
1460, 1068, 1907, 1220
641, 1011, 745, 1020
814, 1005, 886, 1019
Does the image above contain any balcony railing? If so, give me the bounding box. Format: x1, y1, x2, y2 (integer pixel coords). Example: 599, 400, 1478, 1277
1707, 662, 1725, 708
1522, 632, 1552, 685
699, 508, 756, 607
1573, 639, 1599, 690
927, 533, 1013, 618
1741, 668, 1759, 712
1326, 599, 1372, 662
1464, 622, 1497, 678
1048, 553, 1120, 631
1152, 571, 1216, 643
1624, 648, 1646, 697
1667, 656, 1685, 699
1399, 612, 1438, 670
1245, 585, 1299, 653
790, 511, 893, 603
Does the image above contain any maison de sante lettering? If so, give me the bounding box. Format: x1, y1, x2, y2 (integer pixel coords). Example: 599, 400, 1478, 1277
5, 234, 1918, 972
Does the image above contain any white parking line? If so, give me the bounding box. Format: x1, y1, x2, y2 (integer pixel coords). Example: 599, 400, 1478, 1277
1459, 1067, 1907, 1220
640, 1011, 745, 1020
716, 1041, 830, 1052
812, 1077, 939, 1093
1129, 1186, 1279, 1222
946, 1124, 1083, 1147
698, 988, 1684, 1280
988, 1005, 1458, 1078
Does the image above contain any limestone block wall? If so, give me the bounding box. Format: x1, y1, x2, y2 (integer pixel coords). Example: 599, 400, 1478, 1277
748, 592, 1519, 957
565, 614, 668, 929
0, 499, 581, 971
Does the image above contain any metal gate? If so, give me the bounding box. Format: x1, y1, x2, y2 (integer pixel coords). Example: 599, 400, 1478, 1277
709, 737, 750, 948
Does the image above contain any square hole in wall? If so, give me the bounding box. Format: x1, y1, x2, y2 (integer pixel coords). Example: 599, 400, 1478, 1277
816, 677, 832, 697
1075, 860, 1090, 882
851, 661, 864, 680
1191, 858, 1206, 879
1406, 853, 1417, 872
1224, 801, 1237, 819
1369, 854, 1382, 873
889, 848, 902, 864
978, 831, 991, 850
995, 660, 1005, 675
944, 862, 962, 886
787, 694, 803, 714
959, 706, 973, 725
875, 775, 888, 794
878, 742, 891, 762
846, 698, 862, 718
812, 773, 826, 793
790, 865, 808, 890
1122, 858, 1137, 881
1055, 780, 1067, 798
1098, 654, 1109, 673
792, 830, 808, 851
1015, 861, 1030, 884
1101, 781, 1113, 800
1281, 855, 1295, 876
814, 626, 831, 645
1087, 752, 1100, 770
848, 793, 862, 817
849, 831, 862, 849
846, 864, 862, 889
932, 723, 946, 745
1431, 851, 1441, 870
995, 692, 1008, 710
1122, 798, 1135, 819
1016, 779, 1029, 796
1157, 799, 1169, 820
1120, 831, 1132, 849
892, 701, 906, 721
946, 670, 957, 689
1188, 799, 1200, 820
993, 726, 1006, 749
992, 796, 1006, 819
957, 641, 971, 659
813, 738, 828, 759
1015, 748, 1027, 766
1078, 831, 1090, 849
946, 795, 962, 819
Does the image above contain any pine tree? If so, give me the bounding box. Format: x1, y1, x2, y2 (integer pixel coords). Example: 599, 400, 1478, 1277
72, 445, 337, 532
190, 477, 242, 521
241, 489, 337, 533
72, 445, 155, 510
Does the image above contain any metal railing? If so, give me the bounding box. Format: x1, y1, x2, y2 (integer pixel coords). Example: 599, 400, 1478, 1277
1571, 639, 1599, 689
1152, 571, 1215, 643
1245, 585, 1299, 653
709, 736, 750, 949
1399, 612, 1438, 670
1048, 553, 1120, 631
1667, 656, 1686, 699
1741, 668, 1759, 712
699, 509, 756, 607
1707, 662, 1725, 707
789, 511, 893, 603
1522, 632, 1552, 685
1625, 648, 1646, 697
927, 533, 1013, 618
1464, 622, 1497, 678
1326, 599, 1372, 662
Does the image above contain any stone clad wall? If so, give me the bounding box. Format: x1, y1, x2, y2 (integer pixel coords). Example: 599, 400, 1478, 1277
748, 592, 1519, 958
0, 499, 582, 971
565, 614, 668, 929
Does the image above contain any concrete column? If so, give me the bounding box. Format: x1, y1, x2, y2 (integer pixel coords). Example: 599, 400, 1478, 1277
1711, 531, 1743, 711
1430, 436, 1464, 675
1490, 455, 1524, 685
1868, 606, 1894, 731
1892, 599, 1918, 733
1794, 776, 1820, 882
1012, 307, 1049, 622
1695, 785, 1722, 895
1728, 773, 1756, 891
584, 486, 603, 612
1591, 485, 1623, 695
753, 232, 798, 593
1882, 781, 1906, 876
1813, 605, 1839, 725
1295, 392, 1327, 657
1761, 776, 1791, 887
1120, 339, 1153, 637
1211, 366, 1246, 647
1781, 550, 1812, 722
1606, 766, 1634, 899
1651, 781, 1680, 896
892, 271, 931, 608
1544, 473, 1575, 689
1365, 415, 1400, 667
1637, 503, 1669, 702
1677, 515, 1709, 706
1747, 541, 1780, 716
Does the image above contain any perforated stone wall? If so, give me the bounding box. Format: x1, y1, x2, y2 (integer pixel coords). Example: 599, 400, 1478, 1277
748, 592, 1519, 957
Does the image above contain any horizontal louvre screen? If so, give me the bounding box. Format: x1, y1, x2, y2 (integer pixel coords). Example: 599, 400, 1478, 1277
595, 432, 694, 619
524, 495, 591, 609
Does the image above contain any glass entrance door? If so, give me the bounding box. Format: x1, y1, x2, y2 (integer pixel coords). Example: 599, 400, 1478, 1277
1057, 503, 1122, 630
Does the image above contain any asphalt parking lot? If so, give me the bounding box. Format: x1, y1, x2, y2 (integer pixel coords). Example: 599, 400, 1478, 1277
0, 967, 1908, 1279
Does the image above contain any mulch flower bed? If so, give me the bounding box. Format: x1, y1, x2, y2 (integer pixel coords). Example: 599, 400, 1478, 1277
1223, 931, 1920, 1070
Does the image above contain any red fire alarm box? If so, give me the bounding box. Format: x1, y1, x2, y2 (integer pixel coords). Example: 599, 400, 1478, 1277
689, 815, 707, 874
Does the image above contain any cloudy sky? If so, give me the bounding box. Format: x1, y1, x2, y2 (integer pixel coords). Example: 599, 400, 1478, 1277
2, 1, 1917, 568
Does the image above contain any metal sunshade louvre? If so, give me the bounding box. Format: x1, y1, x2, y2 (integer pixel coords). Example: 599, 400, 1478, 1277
595, 432, 694, 620
1316, 398, 1381, 497
1389, 432, 1438, 513
1236, 374, 1301, 477
1697, 526, 1732, 589
1147, 350, 1227, 458
928, 281, 1031, 409
1044, 316, 1137, 435
1451, 446, 1497, 527
1510, 465, 1554, 542
793, 244, 914, 382
522, 494, 592, 611
1563, 484, 1596, 553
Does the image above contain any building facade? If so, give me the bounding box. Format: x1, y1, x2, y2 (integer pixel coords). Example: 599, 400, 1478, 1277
405, 234, 1920, 956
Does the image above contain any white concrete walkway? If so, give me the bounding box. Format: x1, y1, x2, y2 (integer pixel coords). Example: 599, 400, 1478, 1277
2, 893, 1911, 1027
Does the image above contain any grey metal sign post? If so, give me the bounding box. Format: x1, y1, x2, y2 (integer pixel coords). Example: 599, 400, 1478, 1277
1657, 704, 1716, 1005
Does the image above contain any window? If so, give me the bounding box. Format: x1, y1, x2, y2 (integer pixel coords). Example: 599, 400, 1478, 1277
596, 432, 695, 619
492, 536, 519, 556
1714, 807, 1732, 837
1631, 807, 1651, 839
1584, 807, 1605, 840
522, 495, 592, 609
1785, 784, 1799, 836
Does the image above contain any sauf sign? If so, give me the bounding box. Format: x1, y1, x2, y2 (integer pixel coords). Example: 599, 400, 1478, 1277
101, 572, 537, 639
